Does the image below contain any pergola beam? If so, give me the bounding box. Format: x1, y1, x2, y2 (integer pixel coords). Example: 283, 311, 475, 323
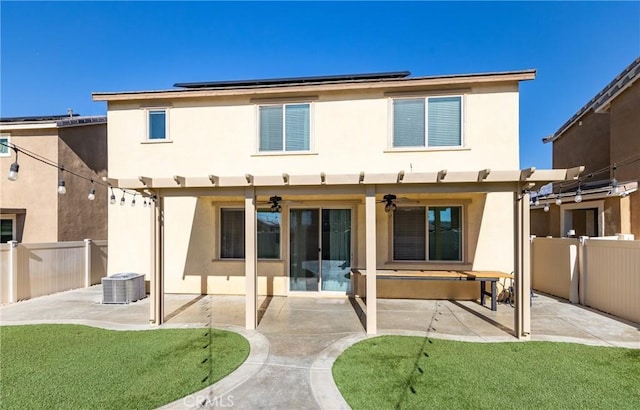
106, 167, 577, 190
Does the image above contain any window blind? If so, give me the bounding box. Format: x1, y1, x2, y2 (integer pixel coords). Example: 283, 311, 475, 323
220, 209, 245, 258
393, 99, 425, 147
285, 104, 310, 151
259, 106, 283, 151
148, 111, 166, 140
428, 96, 461, 147
393, 207, 426, 260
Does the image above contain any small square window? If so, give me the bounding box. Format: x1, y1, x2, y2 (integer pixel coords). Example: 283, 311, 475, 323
0, 135, 10, 157
147, 110, 168, 140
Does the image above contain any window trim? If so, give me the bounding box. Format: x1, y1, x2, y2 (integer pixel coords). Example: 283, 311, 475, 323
391, 204, 464, 263
0, 134, 11, 157
218, 207, 282, 260
389, 95, 464, 150
144, 107, 171, 142
256, 102, 314, 154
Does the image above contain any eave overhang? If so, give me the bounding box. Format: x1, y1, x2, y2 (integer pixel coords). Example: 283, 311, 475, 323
92, 70, 536, 102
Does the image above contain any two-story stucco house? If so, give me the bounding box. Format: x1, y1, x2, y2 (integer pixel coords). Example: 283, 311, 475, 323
0, 114, 108, 243
93, 70, 579, 338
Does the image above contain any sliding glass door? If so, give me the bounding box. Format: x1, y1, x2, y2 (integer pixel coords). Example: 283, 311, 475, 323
289, 208, 351, 292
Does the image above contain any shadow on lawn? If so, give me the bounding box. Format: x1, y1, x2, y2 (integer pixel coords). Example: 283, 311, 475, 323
394, 305, 439, 409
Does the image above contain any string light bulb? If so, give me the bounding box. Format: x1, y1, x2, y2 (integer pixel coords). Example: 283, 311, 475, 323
120, 190, 126, 206
555, 193, 562, 206
543, 203, 550, 212
131, 194, 136, 207
57, 180, 66, 195
8, 161, 19, 181
534, 197, 540, 207
110, 187, 116, 205
88, 187, 96, 201
143, 199, 148, 208
574, 189, 583, 203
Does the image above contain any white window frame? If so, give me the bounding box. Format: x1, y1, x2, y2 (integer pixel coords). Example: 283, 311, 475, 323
255, 102, 314, 155
0, 134, 11, 157
143, 107, 171, 143
0, 215, 16, 243
218, 207, 282, 260
391, 204, 464, 263
388, 95, 464, 150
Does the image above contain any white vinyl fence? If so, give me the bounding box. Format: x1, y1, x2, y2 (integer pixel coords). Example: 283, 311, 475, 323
0, 240, 107, 304
531, 237, 640, 324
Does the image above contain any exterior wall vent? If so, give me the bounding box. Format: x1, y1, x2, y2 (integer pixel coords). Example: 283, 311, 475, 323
102, 273, 146, 304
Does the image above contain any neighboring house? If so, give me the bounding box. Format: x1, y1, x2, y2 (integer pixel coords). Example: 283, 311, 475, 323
93, 70, 576, 337
531, 57, 640, 238
0, 114, 108, 243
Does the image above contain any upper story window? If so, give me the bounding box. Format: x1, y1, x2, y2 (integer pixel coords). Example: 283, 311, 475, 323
147, 109, 169, 141
0, 134, 10, 157
392, 96, 462, 148
259, 103, 310, 152
393, 205, 462, 262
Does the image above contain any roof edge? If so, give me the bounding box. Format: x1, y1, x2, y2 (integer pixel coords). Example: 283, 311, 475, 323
93, 69, 537, 102
544, 57, 640, 144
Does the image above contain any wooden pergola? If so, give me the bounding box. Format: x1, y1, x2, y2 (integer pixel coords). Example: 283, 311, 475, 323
107, 166, 583, 339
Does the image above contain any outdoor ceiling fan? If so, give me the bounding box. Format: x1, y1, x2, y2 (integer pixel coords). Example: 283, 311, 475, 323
382, 194, 398, 213
380, 193, 419, 212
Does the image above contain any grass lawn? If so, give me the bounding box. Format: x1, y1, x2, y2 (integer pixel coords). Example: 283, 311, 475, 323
0, 324, 249, 409
333, 336, 640, 409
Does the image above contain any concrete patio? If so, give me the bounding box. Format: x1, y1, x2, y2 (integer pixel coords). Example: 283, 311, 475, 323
1, 286, 638, 409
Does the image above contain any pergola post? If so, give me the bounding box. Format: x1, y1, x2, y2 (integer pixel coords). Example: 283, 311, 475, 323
150, 191, 164, 325
245, 187, 257, 330
514, 189, 531, 339
365, 186, 377, 334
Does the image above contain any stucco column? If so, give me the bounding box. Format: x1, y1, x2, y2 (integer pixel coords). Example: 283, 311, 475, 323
365, 186, 377, 335
149, 194, 156, 324
245, 187, 257, 330
514, 190, 531, 339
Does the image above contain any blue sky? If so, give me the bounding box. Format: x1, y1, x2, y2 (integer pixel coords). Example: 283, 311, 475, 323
1, 1, 638, 169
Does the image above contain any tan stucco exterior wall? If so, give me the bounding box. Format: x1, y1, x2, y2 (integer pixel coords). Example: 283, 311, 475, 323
0, 130, 59, 242
58, 124, 108, 241
609, 84, 640, 237
106, 85, 520, 179
106, 82, 522, 296
552, 110, 610, 175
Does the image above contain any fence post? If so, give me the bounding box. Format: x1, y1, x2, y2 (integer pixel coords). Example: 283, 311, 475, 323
8, 240, 18, 303
569, 240, 579, 304
84, 239, 92, 287
578, 236, 587, 305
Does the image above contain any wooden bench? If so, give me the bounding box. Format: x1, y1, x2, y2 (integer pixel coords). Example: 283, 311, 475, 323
352, 269, 513, 311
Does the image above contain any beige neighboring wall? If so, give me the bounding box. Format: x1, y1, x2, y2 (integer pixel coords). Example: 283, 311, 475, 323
58, 124, 108, 241
609, 83, 640, 237
0, 130, 59, 242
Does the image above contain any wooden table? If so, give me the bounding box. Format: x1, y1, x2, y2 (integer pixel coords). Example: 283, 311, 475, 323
352, 269, 513, 311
